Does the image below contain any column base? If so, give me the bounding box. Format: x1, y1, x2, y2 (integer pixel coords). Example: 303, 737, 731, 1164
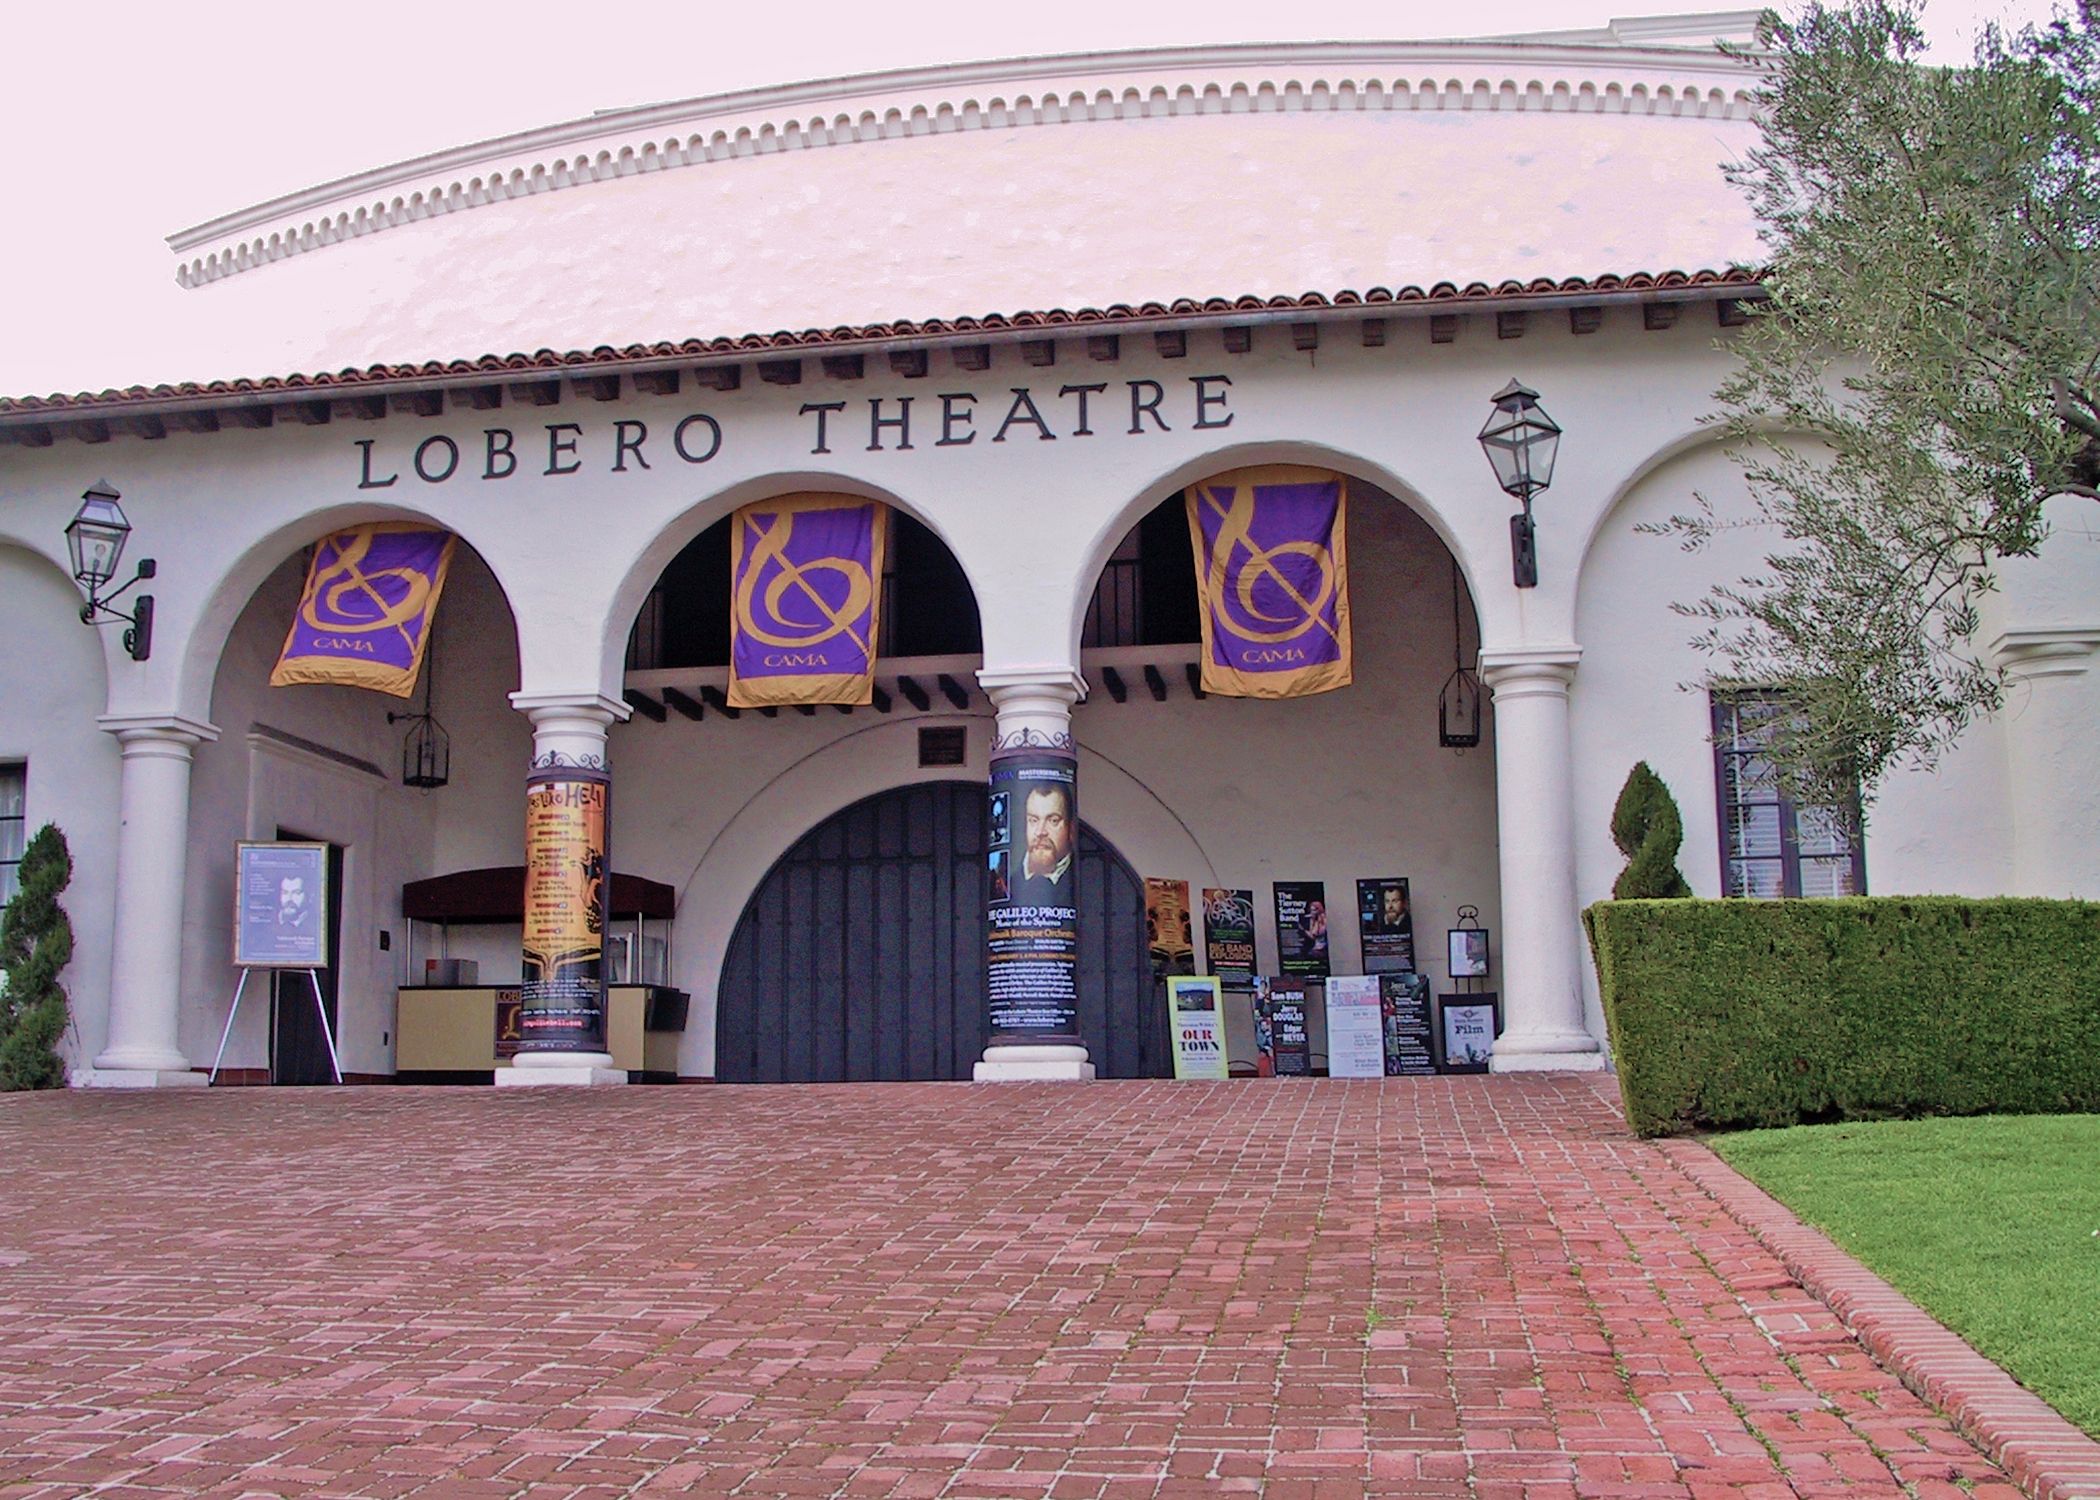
496, 1065, 628, 1087
80, 1067, 211, 1090
974, 1044, 1095, 1082
1490, 1032, 1607, 1073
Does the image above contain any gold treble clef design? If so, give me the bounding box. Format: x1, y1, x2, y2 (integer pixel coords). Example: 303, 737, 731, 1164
300, 529, 436, 654
1197, 478, 1342, 647
732, 506, 876, 656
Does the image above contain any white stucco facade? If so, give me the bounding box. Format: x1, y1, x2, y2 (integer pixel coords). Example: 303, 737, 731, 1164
4, 15, 2097, 1087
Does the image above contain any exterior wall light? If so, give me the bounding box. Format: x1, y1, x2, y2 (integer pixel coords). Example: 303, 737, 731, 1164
65, 479, 155, 660
1476, 380, 1560, 588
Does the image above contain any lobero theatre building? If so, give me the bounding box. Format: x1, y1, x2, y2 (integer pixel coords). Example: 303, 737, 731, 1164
5, 12, 2097, 1088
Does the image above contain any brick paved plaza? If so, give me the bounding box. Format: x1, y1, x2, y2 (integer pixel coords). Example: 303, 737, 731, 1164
0, 1077, 2025, 1499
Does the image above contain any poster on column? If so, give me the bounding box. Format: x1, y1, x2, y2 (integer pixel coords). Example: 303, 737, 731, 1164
1255, 976, 1312, 1076
233, 841, 331, 968
1201, 888, 1257, 985
986, 751, 1080, 1040
1379, 972, 1437, 1076
1166, 976, 1230, 1080
1356, 878, 1416, 974
519, 768, 610, 1054
1145, 878, 1195, 980
1324, 975, 1385, 1078
1273, 882, 1330, 977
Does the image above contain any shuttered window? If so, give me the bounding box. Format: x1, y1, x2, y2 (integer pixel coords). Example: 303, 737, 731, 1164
1711, 696, 1865, 898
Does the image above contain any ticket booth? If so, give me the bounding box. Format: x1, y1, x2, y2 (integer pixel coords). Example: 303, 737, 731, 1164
394, 866, 688, 1081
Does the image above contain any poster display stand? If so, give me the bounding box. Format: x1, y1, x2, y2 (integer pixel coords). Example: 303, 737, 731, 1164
1166, 976, 1230, 1080
208, 967, 343, 1084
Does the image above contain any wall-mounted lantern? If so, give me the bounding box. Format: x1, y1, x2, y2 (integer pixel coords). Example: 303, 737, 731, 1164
66, 479, 155, 660
1476, 380, 1560, 588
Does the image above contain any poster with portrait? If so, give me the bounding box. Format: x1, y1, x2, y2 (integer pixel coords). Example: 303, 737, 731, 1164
1437, 993, 1501, 1074
234, 841, 331, 968
1256, 975, 1312, 1076
1272, 881, 1330, 977
1378, 971, 1436, 1077
986, 750, 1080, 1040
1324, 975, 1385, 1078
1357, 877, 1416, 974
1145, 878, 1196, 980
1166, 976, 1230, 1080
520, 768, 610, 1053
1201, 887, 1257, 984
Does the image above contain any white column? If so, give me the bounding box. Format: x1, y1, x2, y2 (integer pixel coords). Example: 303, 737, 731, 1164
1479, 648, 1603, 1072
499, 691, 630, 1087
89, 714, 218, 1088
973, 666, 1094, 1082
1992, 629, 2100, 897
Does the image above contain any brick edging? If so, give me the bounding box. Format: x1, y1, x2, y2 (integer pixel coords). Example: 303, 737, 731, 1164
1661, 1137, 2100, 1500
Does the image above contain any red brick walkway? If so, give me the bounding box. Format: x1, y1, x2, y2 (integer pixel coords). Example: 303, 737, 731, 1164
0, 1078, 2025, 1499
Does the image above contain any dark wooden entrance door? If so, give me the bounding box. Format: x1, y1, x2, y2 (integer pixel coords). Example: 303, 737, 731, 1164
718, 780, 1165, 1082
271, 837, 344, 1085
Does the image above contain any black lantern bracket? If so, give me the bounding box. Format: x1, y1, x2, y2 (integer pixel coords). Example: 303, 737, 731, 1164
65, 479, 155, 661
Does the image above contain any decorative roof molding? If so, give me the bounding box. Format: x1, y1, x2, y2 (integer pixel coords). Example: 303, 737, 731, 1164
0, 268, 1765, 421
166, 33, 1768, 291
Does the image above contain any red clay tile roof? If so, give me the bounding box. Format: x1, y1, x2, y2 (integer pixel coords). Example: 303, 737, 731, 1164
0, 269, 1763, 424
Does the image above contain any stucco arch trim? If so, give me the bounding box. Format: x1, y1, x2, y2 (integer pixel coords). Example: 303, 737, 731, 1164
593, 471, 989, 699
175, 502, 526, 727
663, 712, 1213, 1077
1069, 438, 1495, 664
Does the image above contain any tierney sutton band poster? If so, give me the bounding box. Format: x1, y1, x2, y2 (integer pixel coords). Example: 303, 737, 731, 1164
270, 524, 458, 697
728, 493, 888, 708
1186, 465, 1352, 698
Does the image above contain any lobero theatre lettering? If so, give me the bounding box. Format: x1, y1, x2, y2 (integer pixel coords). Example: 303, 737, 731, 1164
353, 375, 1235, 487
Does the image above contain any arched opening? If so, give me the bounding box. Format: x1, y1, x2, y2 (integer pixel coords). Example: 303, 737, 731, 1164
1069, 461, 1499, 998
716, 781, 1161, 1082
187, 527, 524, 1084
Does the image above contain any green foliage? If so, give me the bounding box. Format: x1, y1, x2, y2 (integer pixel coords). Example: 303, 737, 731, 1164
1584, 896, 2100, 1136
0, 824, 74, 1091
1716, 1114, 2100, 1439
1610, 762, 1694, 899
1655, 2, 2100, 812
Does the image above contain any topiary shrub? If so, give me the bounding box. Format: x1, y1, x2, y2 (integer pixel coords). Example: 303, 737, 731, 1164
0, 824, 74, 1091
1610, 762, 1693, 899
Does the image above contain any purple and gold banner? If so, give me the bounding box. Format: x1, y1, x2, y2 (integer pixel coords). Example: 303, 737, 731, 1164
270, 524, 458, 698
1186, 465, 1352, 699
729, 494, 888, 708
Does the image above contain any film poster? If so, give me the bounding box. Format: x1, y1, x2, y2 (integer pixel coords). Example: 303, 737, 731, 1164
1378, 972, 1436, 1077
1201, 887, 1257, 984
986, 751, 1080, 1040
520, 769, 610, 1053
1324, 975, 1385, 1079
1145, 878, 1196, 980
1257, 976, 1312, 1076
1357, 877, 1416, 974
1166, 976, 1230, 1080
1273, 881, 1330, 977
1439, 993, 1501, 1074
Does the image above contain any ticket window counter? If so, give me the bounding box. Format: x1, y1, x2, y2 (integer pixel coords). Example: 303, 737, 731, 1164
394, 866, 687, 1082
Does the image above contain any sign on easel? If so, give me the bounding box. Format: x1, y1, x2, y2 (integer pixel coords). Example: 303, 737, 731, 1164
213, 842, 341, 1084
1166, 975, 1230, 1080
234, 841, 331, 969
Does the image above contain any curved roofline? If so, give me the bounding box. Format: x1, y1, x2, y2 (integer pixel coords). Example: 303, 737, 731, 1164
167, 21, 1767, 285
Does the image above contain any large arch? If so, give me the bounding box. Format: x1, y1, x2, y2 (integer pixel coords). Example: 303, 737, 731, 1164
1066, 439, 1494, 663
175, 501, 527, 728
595, 471, 993, 700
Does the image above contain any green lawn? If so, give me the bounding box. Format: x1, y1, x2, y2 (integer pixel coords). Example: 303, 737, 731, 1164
1712, 1113, 2100, 1439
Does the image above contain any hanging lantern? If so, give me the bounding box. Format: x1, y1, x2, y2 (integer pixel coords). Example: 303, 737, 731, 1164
400, 712, 451, 788
1438, 558, 1482, 749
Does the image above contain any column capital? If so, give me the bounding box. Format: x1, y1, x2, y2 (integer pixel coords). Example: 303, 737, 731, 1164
975, 666, 1088, 707
1990, 627, 2100, 678
97, 712, 220, 750
1478, 644, 1581, 696
508, 690, 633, 726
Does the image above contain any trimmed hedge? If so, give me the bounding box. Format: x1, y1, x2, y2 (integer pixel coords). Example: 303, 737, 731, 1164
1586, 897, 2100, 1137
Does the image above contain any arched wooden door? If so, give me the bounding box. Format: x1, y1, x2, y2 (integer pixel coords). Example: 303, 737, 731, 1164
718, 780, 1164, 1082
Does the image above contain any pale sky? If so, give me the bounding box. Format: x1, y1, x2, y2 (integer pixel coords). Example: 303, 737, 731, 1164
0, 0, 2063, 398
